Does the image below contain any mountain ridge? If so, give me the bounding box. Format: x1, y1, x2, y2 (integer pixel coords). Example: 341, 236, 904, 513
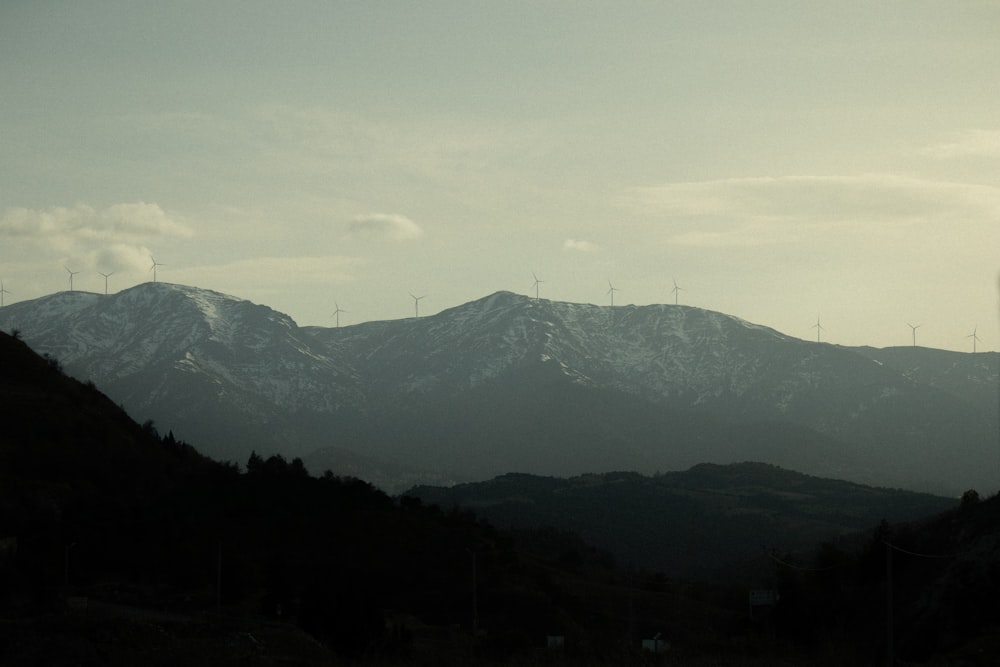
1, 283, 996, 495
406, 463, 957, 577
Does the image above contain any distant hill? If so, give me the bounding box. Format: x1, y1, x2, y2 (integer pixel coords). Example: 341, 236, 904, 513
407, 465, 956, 578
2, 284, 996, 494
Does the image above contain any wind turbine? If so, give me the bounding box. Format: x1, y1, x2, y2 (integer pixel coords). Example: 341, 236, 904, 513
906, 322, 921, 347
532, 272, 544, 300
331, 302, 347, 328
606, 280, 619, 307
149, 256, 165, 283
812, 316, 825, 343
409, 292, 425, 318
64, 266, 80, 291
967, 326, 982, 353
670, 278, 684, 305
98, 271, 115, 295
0, 280, 9, 307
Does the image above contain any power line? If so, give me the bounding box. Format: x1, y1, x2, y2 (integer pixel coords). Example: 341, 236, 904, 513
764, 549, 845, 572
882, 540, 959, 560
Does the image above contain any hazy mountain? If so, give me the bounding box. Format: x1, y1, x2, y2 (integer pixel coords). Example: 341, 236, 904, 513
1, 284, 995, 495
406, 464, 956, 578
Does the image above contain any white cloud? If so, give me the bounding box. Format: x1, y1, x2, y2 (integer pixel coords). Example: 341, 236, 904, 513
177, 255, 364, 287
563, 238, 599, 252
918, 130, 1000, 159
0, 202, 193, 273
0, 202, 192, 244
624, 174, 1000, 247
347, 213, 423, 242
102, 202, 194, 238
90, 243, 156, 274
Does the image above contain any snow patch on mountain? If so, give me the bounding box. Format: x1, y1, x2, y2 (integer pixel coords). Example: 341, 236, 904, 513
2, 283, 996, 495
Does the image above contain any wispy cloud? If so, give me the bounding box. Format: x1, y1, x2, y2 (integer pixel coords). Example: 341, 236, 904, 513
0, 202, 192, 241
624, 174, 1000, 247
176, 255, 364, 288
563, 238, 599, 252
0, 202, 193, 270
347, 213, 423, 242
918, 130, 1000, 159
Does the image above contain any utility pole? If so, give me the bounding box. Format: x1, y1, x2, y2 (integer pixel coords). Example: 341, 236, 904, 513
627, 568, 635, 648
64, 542, 76, 587
469, 549, 479, 638
216, 540, 223, 611
886, 542, 894, 667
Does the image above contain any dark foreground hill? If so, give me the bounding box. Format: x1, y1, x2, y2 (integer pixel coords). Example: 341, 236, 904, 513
2, 329, 1000, 665
0, 329, 770, 664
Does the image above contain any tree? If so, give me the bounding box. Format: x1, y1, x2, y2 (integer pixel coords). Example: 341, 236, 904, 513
961, 489, 980, 509
246, 451, 264, 474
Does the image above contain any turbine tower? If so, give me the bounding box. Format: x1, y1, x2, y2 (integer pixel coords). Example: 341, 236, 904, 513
409, 292, 425, 318
606, 280, 619, 307
64, 266, 80, 291
149, 256, 165, 283
812, 316, 825, 343
98, 271, 115, 295
671, 278, 684, 305
967, 326, 982, 353
532, 272, 544, 300
0, 279, 9, 307
906, 322, 921, 347
331, 302, 347, 328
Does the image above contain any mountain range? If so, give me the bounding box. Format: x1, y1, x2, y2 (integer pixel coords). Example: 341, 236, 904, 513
1, 283, 996, 495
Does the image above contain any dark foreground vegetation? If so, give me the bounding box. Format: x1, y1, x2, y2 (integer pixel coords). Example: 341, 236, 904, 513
1, 329, 999, 665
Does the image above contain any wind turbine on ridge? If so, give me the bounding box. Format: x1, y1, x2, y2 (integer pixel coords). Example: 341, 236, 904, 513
906, 322, 921, 347
409, 292, 425, 318
64, 266, 80, 292
532, 272, 544, 300
812, 316, 825, 343
98, 271, 115, 295
331, 302, 347, 328
967, 326, 982, 353
670, 278, 684, 305
149, 256, 165, 283
606, 280, 619, 307
0, 279, 9, 307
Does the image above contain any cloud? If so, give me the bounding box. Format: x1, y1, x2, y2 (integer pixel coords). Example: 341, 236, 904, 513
347, 213, 423, 242
177, 255, 364, 287
563, 238, 599, 252
91, 243, 156, 273
623, 174, 1000, 247
918, 130, 1000, 159
0, 202, 192, 245
0, 202, 193, 273
102, 202, 194, 238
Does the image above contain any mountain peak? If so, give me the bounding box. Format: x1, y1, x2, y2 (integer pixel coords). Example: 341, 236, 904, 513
1, 283, 995, 495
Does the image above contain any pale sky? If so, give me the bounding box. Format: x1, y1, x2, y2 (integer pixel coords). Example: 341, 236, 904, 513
2, 1, 998, 351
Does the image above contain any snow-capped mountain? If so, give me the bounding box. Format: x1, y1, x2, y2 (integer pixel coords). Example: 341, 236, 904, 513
1, 284, 996, 495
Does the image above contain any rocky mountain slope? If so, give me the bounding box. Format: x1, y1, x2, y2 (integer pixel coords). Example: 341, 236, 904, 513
1, 284, 995, 495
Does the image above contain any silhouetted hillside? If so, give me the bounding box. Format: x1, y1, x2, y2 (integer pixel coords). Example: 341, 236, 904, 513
408, 465, 955, 579
0, 330, 744, 664
2, 329, 998, 665
768, 490, 1000, 664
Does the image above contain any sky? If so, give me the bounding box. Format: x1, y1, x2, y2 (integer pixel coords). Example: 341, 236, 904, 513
2, 1, 998, 351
